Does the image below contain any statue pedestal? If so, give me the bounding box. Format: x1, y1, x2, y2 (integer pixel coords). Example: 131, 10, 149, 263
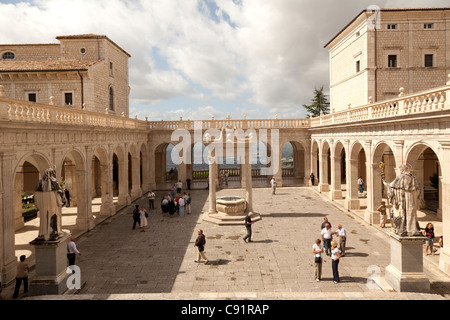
385, 232, 430, 293
29, 233, 71, 296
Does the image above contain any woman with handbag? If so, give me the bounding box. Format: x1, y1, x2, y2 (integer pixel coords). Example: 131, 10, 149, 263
312, 239, 324, 282
139, 206, 148, 232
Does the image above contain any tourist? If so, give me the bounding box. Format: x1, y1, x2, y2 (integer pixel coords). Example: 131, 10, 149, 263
194, 229, 209, 264
321, 217, 331, 229
224, 171, 229, 186
310, 173, 315, 186
321, 223, 333, 256
377, 201, 388, 228
358, 176, 364, 194
67, 237, 81, 272
147, 190, 156, 209
423, 222, 435, 256
331, 241, 341, 284
186, 178, 192, 190
168, 198, 176, 217
185, 192, 192, 215
334, 224, 347, 256
312, 239, 323, 282
270, 177, 277, 195
439, 236, 443, 253
243, 212, 255, 243
12, 255, 29, 299
171, 184, 177, 199
176, 180, 183, 194
139, 206, 148, 232
132, 204, 140, 229
178, 195, 185, 217
64, 188, 71, 207
161, 196, 169, 217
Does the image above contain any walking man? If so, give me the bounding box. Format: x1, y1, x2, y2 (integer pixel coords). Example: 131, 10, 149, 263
270, 177, 277, 195
243, 212, 255, 243
67, 237, 81, 273
147, 190, 156, 209
310, 173, 315, 186
321, 223, 333, 256
194, 229, 210, 264
12, 255, 29, 299
335, 224, 347, 256
132, 204, 140, 230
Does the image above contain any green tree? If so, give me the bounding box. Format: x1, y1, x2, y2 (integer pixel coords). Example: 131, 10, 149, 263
302, 86, 330, 117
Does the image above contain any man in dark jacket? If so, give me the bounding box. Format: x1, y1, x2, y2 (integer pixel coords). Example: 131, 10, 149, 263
132, 205, 140, 230
194, 229, 209, 264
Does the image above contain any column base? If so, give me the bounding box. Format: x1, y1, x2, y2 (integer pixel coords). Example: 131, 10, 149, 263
329, 189, 342, 200
439, 249, 450, 276
344, 198, 360, 210
364, 210, 380, 225
318, 183, 329, 193
75, 217, 95, 231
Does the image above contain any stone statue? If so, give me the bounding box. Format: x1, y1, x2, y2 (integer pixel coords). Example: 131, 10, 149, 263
34, 167, 66, 241
383, 164, 422, 237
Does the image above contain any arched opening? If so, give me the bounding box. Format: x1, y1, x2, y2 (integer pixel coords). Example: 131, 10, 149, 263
346, 142, 368, 211
311, 140, 320, 186
281, 141, 306, 186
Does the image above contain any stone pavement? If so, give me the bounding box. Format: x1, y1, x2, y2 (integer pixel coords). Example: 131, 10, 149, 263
7, 186, 450, 301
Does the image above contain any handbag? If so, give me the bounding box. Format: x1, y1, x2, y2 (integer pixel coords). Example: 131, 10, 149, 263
314, 256, 322, 263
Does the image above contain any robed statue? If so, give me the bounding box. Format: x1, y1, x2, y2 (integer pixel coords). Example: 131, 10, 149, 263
382, 164, 422, 237
34, 167, 66, 241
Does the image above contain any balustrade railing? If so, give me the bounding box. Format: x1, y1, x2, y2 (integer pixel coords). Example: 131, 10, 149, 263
310, 84, 449, 127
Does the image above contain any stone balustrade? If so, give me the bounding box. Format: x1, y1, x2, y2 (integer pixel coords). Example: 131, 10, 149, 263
0, 94, 148, 130
311, 84, 449, 127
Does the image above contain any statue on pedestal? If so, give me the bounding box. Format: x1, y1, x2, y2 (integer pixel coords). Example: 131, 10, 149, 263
382, 164, 422, 237
34, 167, 66, 241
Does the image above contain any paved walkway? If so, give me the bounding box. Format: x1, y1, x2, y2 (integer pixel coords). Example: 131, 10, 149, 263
6, 186, 450, 300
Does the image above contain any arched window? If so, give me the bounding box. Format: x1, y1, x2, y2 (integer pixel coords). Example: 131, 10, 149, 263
109, 86, 114, 111
2, 52, 15, 60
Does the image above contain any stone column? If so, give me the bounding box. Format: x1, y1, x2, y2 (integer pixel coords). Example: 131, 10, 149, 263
330, 153, 342, 200
0, 153, 19, 284
130, 155, 142, 199
117, 157, 130, 206
243, 139, 253, 213
14, 172, 24, 230
438, 140, 450, 275
345, 158, 360, 210
318, 145, 329, 193
208, 156, 217, 215
99, 163, 115, 217
366, 162, 381, 225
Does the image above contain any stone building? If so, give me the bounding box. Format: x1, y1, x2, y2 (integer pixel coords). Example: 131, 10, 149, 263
0, 34, 131, 116
326, 7, 450, 111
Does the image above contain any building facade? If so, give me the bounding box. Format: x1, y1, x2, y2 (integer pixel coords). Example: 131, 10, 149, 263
0, 34, 130, 116
326, 7, 450, 111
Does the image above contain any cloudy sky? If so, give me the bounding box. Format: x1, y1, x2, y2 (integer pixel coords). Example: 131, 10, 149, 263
0, 0, 449, 121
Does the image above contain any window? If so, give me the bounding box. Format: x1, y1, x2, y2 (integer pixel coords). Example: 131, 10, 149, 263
356, 60, 361, 73
28, 93, 37, 103
109, 62, 113, 76
388, 55, 397, 68
2, 52, 15, 60
64, 92, 73, 106
387, 24, 397, 30
424, 23, 434, 29
80, 48, 86, 54
109, 87, 114, 111
425, 54, 434, 67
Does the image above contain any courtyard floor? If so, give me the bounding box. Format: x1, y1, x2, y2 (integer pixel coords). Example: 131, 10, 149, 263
6, 185, 450, 301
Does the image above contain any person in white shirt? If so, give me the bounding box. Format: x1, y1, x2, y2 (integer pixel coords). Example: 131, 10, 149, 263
67, 237, 81, 272
334, 224, 347, 256
321, 223, 333, 256
270, 177, 277, 195
331, 241, 341, 283
178, 196, 185, 217
358, 176, 364, 193
147, 190, 156, 209
176, 180, 183, 194
312, 239, 324, 282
